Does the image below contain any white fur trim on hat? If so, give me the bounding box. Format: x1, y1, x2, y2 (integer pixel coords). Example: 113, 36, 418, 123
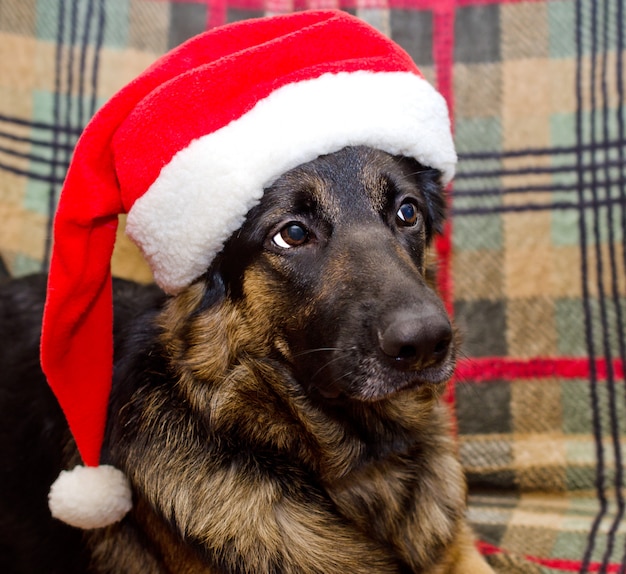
48, 465, 132, 529
126, 70, 456, 295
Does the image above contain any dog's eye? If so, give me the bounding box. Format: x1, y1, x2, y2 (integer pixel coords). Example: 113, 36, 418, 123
396, 201, 420, 227
272, 223, 309, 249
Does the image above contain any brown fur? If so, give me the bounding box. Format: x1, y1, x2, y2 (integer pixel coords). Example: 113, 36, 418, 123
0, 146, 493, 573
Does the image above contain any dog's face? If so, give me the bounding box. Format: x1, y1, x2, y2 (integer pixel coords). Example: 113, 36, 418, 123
203, 146, 454, 404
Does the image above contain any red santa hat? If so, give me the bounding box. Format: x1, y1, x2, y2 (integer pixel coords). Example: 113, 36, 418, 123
41, 9, 456, 529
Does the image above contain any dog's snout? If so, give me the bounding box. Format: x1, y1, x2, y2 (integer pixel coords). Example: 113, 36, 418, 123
378, 309, 452, 370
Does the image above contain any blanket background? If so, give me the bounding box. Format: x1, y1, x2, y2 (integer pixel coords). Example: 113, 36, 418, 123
0, 1, 624, 572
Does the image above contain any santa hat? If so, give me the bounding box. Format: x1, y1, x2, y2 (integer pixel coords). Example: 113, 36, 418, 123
41, 9, 456, 529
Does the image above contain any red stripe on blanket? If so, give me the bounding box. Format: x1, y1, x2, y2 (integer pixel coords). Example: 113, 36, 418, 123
457, 357, 625, 382
430, 0, 456, 410
478, 541, 625, 572
164, 0, 550, 18
455, 0, 545, 5
432, 0, 455, 318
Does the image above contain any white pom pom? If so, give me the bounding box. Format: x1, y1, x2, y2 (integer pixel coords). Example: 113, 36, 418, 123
48, 465, 132, 529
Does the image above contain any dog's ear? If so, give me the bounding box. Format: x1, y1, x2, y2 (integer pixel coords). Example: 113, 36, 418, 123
401, 160, 446, 241
413, 166, 446, 242
196, 257, 227, 312
420, 168, 447, 239
197, 236, 254, 307
396, 156, 446, 240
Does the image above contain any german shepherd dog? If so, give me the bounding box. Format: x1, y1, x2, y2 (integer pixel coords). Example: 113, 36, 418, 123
0, 146, 493, 573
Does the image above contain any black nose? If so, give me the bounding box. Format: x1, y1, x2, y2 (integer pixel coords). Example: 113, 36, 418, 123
378, 309, 452, 370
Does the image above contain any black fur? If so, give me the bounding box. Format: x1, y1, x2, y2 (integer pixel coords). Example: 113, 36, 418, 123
0, 275, 164, 573
0, 255, 9, 282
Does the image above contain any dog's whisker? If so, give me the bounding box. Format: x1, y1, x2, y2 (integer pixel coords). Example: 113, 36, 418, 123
451, 350, 483, 398
310, 354, 352, 380
292, 347, 344, 357
333, 369, 356, 383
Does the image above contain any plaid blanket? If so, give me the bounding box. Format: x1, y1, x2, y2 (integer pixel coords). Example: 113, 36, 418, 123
0, 1, 624, 572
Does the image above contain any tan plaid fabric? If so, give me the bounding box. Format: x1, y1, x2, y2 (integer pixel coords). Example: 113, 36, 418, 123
1, 1, 624, 572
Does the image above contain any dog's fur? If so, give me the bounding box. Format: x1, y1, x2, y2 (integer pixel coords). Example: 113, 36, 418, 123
0, 146, 493, 573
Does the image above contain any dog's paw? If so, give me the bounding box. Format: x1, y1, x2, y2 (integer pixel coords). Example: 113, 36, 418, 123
445, 544, 495, 574
436, 523, 495, 574
451, 554, 495, 574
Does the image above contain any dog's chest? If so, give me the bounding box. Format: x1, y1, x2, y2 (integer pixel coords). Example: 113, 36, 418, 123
324, 445, 465, 571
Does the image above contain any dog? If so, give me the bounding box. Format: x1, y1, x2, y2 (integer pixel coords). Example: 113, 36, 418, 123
0, 146, 493, 573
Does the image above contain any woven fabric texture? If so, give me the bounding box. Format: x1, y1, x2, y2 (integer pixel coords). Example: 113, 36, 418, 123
0, 1, 624, 572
